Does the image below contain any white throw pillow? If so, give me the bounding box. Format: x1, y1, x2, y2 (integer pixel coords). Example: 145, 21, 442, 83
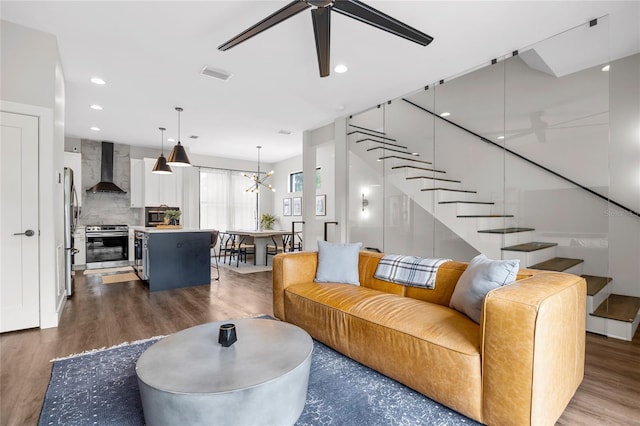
449, 254, 520, 323
314, 240, 362, 285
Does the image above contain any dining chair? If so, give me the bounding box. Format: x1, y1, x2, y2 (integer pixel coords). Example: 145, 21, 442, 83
265, 235, 286, 265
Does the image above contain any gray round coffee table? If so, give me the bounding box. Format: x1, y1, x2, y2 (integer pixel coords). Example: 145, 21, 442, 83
136, 318, 313, 426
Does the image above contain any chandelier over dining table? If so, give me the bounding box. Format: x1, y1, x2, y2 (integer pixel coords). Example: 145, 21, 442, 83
242, 145, 275, 230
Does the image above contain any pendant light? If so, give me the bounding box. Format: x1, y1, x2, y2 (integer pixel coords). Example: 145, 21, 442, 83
167, 106, 192, 167
152, 127, 173, 174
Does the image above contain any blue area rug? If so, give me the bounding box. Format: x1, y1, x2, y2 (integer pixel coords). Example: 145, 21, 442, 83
40, 333, 479, 425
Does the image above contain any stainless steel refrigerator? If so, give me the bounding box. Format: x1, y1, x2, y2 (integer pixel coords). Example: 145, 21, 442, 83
63, 167, 79, 297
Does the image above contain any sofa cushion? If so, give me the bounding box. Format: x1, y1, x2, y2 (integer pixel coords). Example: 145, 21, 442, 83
315, 240, 362, 285
449, 254, 520, 323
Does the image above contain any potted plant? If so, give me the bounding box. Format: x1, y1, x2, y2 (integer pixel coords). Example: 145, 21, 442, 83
164, 209, 181, 226
260, 213, 278, 230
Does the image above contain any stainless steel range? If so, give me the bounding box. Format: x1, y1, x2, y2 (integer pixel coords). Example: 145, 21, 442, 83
85, 225, 129, 269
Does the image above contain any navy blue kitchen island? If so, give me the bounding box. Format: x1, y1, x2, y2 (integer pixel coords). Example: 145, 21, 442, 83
133, 228, 211, 292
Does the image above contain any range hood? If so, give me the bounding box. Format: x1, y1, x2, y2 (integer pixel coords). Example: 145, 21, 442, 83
86, 141, 127, 193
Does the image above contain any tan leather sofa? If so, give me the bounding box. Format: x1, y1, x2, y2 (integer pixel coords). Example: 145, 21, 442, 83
273, 251, 586, 426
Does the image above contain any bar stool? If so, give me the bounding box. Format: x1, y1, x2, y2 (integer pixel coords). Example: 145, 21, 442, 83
210, 230, 220, 280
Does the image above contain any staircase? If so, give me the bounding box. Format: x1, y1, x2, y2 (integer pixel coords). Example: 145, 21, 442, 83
349, 125, 640, 341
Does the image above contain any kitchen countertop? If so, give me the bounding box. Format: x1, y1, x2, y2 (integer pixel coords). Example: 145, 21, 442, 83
131, 226, 214, 234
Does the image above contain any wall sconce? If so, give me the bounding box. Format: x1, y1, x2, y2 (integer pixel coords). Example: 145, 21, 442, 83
362, 193, 369, 211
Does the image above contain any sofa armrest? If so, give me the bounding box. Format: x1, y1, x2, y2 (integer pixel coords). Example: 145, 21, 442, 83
481, 271, 586, 426
272, 251, 319, 321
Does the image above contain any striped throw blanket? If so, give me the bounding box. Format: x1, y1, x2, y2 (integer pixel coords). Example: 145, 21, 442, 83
374, 255, 451, 289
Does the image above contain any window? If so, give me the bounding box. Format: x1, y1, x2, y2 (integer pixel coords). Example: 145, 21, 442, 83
288, 168, 321, 193
200, 168, 255, 231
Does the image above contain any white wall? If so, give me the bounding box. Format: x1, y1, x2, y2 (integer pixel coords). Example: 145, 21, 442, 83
1, 20, 66, 327
272, 155, 303, 232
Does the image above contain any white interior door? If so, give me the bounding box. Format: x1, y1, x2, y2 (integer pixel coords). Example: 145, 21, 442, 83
1, 111, 40, 332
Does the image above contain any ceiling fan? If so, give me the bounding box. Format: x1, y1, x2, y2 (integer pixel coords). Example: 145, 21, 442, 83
218, 0, 434, 77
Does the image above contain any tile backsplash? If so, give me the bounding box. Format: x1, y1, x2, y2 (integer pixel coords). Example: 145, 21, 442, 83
78, 139, 142, 226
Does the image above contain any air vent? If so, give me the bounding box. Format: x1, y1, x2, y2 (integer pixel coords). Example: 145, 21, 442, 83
278, 130, 292, 135
200, 66, 233, 81
189, 135, 199, 139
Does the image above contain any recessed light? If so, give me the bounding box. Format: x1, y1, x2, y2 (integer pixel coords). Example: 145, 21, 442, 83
90, 126, 101, 131
439, 112, 451, 117
167, 138, 175, 142
497, 135, 505, 140
601, 65, 610, 72
90, 77, 106, 85
334, 64, 348, 74
411, 152, 419, 156
90, 104, 103, 110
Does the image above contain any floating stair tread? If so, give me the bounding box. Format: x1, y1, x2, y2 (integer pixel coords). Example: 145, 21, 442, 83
529, 257, 584, 272
347, 124, 386, 136
457, 214, 515, 218
356, 138, 407, 150
407, 175, 461, 183
392, 165, 446, 173
379, 155, 432, 165
367, 146, 417, 156
439, 201, 494, 205
501, 242, 557, 252
477, 227, 535, 234
583, 275, 613, 296
421, 188, 476, 193
348, 130, 396, 141
591, 294, 640, 322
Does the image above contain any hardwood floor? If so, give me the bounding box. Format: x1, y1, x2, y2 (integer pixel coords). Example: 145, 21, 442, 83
1, 267, 639, 425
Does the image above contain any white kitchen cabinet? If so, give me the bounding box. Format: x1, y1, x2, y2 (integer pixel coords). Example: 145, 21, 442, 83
143, 158, 181, 207
130, 159, 144, 208
72, 227, 86, 269
64, 151, 82, 207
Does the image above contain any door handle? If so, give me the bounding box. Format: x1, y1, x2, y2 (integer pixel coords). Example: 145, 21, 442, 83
13, 229, 35, 237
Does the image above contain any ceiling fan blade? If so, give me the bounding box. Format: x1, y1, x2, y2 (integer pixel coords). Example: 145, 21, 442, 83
332, 0, 433, 46
311, 7, 331, 77
218, 1, 311, 51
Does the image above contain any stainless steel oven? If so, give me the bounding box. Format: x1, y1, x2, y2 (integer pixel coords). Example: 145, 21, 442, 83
85, 225, 129, 269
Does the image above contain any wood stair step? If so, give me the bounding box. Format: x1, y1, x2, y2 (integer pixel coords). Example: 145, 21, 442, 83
529, 257, 584, 272
501, 242, 557, 252
367, 146, 418, 156
421, 188, 476, 193
379, 155, 432, 165
583, 275, 613, 296
439, 201, 494, 205
591, 294, 640, 322
392, 165, 446, 174
356, 138, 407, 150
477, 227, 535, 234
457, 214, 514, 218
407, 175, 461, 183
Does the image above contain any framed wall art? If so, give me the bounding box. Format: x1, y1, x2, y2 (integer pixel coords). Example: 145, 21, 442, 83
282, 198, 291, 216
292, 197, 302, 216
315, 194, 326, 216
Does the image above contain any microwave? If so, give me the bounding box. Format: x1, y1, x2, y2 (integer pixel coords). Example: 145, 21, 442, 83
145, 206, 179, 227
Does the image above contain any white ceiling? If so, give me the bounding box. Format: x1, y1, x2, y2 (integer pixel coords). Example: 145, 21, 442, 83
2, 1, 638, 163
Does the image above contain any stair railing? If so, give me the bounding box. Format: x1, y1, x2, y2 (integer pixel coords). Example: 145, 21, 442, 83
290, 221, 305, 252
402, 98, 639, 219
323, 221, 338, 242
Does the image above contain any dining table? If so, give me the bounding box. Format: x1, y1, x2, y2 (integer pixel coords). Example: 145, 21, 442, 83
224, 230, 299, 266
